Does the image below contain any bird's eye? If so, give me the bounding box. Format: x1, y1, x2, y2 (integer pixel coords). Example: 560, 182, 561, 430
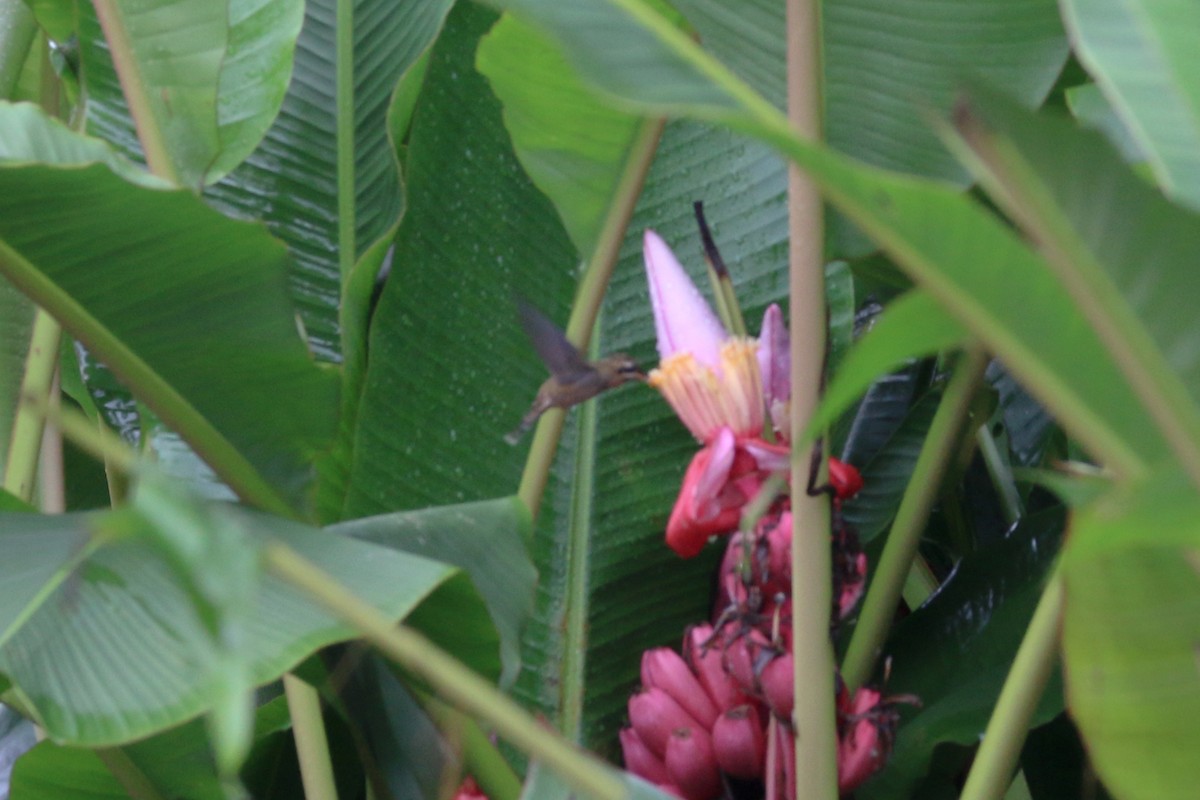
619, 362, 642, 374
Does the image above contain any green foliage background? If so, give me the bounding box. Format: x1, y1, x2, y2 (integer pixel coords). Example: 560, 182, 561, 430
0, 0, 1197, 798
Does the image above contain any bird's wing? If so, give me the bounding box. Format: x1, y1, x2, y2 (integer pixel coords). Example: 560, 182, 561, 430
516, 298, 592, 381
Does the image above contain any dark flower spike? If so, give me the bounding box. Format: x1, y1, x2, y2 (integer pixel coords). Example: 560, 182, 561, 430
692, 201, 747, 337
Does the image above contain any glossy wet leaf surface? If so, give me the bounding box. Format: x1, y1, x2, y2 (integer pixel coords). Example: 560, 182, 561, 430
0, 105, 338, 512
333, 497, 535, 687
861, 508, 1066, 797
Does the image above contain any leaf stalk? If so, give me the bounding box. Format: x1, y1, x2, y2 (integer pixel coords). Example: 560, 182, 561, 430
517, 117, 664, 523
263, 542, 627, 800
4, 309, 61, 502
285, 674, 340, 800
841, 346, 989, 690
785, 0, 836, 795
959, 572, 1063, 800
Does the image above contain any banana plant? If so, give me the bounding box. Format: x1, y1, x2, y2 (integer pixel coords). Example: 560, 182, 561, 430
0, 1, 1195, 799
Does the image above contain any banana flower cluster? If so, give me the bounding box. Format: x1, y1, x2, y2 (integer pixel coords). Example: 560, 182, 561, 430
643, 230, 854, 557
621, 510, 908, 799
619, 230, 909, 799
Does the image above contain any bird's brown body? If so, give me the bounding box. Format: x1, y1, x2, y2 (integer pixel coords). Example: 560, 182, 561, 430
506, 300, 643, 444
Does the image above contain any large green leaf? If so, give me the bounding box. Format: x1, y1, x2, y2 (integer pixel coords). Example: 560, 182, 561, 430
0, 1, 36, 99
1065, 83, 1146, 165
10, 694, 295, 800
88, 0, 223, 183
676, 0, 1066, 252
0, 514, 89, 646
341, 3, 785, 753
350, 0, 1099, 758
78, 0, 452, 361
1062, 472, 1200, 800
671, 0, 1066, 173
949, 85, 1200, 467
1060, 0, 1200, 208
495, 0, 1065, 256
17, 747, 152, 799
10, 744, 142, 800
824, 0, 1066, 182
83, 0, 302, 186
332, 497, 535, 687
841, 388, 941, 543
342, 2, 579, 517
0, 104, 337, 514
207, 0, 456, 522
69, 0, 454, 515
0, 497, 488, 746
20, 0, 76, 44
208, 0, 454, 364
0, 100, 159, 183
337, 6, 659, 748
490, 0, 1168, 477
476, 14, 644, 255
862, 508, 1066, 798
214, 0, 305, 182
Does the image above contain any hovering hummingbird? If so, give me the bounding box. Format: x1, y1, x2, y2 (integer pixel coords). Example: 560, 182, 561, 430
506, 299, 645, 444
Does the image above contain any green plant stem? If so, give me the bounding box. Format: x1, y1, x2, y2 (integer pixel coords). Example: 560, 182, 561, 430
38, 372, 65, 513
785, 0, 836, 796
0, 0, 36, 99
4, 309, 61, 501
95, 747, 168, 800
91, 0, 180, 183
263, 542, 626, 800
282, 0, 358, 789
0, 239, 297, 516
284, 675, 339, 800
949, 107, 1200, 489
517, 117, 663, 523
52, 402, 137, 475
960, 573, 1063, 800
841, 347, 989, 690
420, 693, 523, 800
560, 359, 599, 740
39, 362, 136, 509
977, 423, 1022, 525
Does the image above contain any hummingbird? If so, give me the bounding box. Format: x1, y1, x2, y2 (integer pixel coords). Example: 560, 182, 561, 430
506, 298, 645, 444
